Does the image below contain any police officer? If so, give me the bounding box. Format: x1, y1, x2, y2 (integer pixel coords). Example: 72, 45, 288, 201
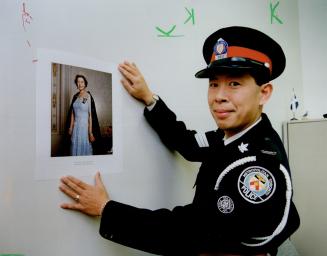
60, 26, 300, 256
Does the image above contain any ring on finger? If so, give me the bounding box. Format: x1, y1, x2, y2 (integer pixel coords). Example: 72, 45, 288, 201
74, 194, 80, 202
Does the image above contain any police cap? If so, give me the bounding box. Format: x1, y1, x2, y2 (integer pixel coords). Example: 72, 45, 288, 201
195, 26, 286, 83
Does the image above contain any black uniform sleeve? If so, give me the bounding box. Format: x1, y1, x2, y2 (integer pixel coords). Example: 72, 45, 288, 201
143, 98, 211, 162
99, 201, 203, 255
99, 195, 271, 255
98, 200, 259, 255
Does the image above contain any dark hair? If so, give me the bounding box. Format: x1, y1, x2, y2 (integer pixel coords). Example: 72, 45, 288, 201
74, 74, 88, 87
248, 69, 271, 86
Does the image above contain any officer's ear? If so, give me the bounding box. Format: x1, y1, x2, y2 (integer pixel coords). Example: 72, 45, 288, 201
259, 83, 273, 106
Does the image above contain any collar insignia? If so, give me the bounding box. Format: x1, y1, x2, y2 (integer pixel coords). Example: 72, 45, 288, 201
238, 142, 249, 153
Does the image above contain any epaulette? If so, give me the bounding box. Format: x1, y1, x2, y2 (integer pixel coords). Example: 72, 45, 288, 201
258, 136, 283, 163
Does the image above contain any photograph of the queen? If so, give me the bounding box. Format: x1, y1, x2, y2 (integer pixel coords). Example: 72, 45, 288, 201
51, 63, 113, 157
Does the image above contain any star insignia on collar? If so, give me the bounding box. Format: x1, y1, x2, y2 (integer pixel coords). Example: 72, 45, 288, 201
238, 142, 249, 153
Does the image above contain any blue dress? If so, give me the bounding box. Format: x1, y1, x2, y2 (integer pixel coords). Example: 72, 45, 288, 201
70, 95, 93, 156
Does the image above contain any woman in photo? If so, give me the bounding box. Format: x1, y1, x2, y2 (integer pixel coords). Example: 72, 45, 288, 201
67, 74, 101, 156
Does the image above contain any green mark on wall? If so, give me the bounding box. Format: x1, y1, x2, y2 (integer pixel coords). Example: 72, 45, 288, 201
156, 6, 195, 38
156, 25, 183, 37
184, 7, 195, 25
270, 1, 283, 24
0, 254, 24, 256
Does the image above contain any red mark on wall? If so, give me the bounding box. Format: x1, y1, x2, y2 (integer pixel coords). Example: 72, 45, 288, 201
21, 2, 37, 63
22, 2, 33, 31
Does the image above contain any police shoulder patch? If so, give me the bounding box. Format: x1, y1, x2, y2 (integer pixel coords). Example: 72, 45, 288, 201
238, 166, 276, 204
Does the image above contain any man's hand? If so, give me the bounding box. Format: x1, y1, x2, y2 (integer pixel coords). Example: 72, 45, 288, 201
118, 61, 154, 105
59, 172, 109, 216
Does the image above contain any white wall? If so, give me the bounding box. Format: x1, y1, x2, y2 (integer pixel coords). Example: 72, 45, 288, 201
0, 0, 303, 255
298, 0, 327, 119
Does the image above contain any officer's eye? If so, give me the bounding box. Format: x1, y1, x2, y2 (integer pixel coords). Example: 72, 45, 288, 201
229, 81, 241, 87
209, 82, 218, 88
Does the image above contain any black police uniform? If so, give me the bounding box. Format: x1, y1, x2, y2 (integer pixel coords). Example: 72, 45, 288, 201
99, 26, 300, 255
99, 98, 300, 255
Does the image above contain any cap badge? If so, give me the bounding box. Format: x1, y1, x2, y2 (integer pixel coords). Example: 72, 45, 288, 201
213, 38, 228, 60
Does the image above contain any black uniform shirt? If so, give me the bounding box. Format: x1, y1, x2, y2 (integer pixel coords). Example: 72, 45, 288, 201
99, 98, 300, 255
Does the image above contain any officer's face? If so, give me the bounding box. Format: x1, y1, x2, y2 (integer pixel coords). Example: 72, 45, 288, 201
208, 73, 272, 138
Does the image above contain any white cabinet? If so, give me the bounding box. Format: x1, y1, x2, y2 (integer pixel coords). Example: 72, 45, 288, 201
283, 119, 327, 256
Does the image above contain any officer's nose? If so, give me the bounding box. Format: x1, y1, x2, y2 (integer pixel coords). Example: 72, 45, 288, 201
214, 84, 229, 103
